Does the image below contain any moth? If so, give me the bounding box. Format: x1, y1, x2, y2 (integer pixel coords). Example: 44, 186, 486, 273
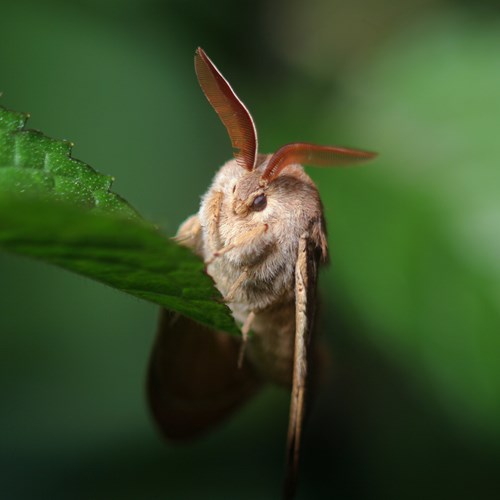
148, 48, 376, 499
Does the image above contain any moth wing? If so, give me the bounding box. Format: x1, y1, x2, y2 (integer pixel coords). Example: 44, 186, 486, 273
148, 309, 262, 441
284, 234, 320, 499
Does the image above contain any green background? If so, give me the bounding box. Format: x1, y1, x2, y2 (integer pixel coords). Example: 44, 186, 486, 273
1, 0, 500, 498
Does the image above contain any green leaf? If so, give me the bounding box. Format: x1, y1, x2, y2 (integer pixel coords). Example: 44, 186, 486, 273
0, 105, 238, 335
0, 105, 139, 217
0, 198, 238, 335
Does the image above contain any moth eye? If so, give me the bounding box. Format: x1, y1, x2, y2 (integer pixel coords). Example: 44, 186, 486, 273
251, 194, 267, 212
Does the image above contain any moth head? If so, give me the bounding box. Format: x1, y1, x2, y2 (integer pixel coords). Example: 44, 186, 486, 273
195, 47, 377, 215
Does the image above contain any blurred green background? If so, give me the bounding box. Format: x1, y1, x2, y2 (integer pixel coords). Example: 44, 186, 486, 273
1, 0, 500, 498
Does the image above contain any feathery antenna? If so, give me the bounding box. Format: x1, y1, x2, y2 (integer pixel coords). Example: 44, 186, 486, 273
195, 48, 258, 172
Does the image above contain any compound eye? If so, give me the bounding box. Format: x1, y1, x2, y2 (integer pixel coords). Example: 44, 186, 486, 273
251, 194, 267, 212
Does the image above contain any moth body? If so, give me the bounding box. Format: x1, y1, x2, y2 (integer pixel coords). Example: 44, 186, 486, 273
148, 47, 376, 499
178, 155, 327, 385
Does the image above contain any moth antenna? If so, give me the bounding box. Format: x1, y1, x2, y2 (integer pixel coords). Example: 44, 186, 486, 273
260, 143, 377, 184
195, 47, 258, 172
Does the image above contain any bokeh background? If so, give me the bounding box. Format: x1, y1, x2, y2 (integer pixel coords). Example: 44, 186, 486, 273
1, 0, 500, 498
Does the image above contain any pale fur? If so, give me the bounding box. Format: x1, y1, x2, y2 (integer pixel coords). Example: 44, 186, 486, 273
176, 156, 327, 386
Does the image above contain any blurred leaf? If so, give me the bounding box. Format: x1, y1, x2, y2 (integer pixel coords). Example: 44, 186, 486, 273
0, 105, 238, 335
319, 15, 500, 439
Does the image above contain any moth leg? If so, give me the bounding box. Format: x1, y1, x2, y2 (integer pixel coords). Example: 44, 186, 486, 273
223, 268, 249, 303
237, 311, 255, 369
174, 214, 202, 254
204, 190, 224, 256
167, 311, 181, 328
206, 223, 268, 264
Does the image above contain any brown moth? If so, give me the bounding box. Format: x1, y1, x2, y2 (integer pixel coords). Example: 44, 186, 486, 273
148, 48, 376, 499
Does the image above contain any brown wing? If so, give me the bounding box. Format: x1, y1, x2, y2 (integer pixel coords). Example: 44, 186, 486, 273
148, 309, 262, 441
283, 234, 320, 499
261, 142, 377, 184
195, 48, 258, 172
